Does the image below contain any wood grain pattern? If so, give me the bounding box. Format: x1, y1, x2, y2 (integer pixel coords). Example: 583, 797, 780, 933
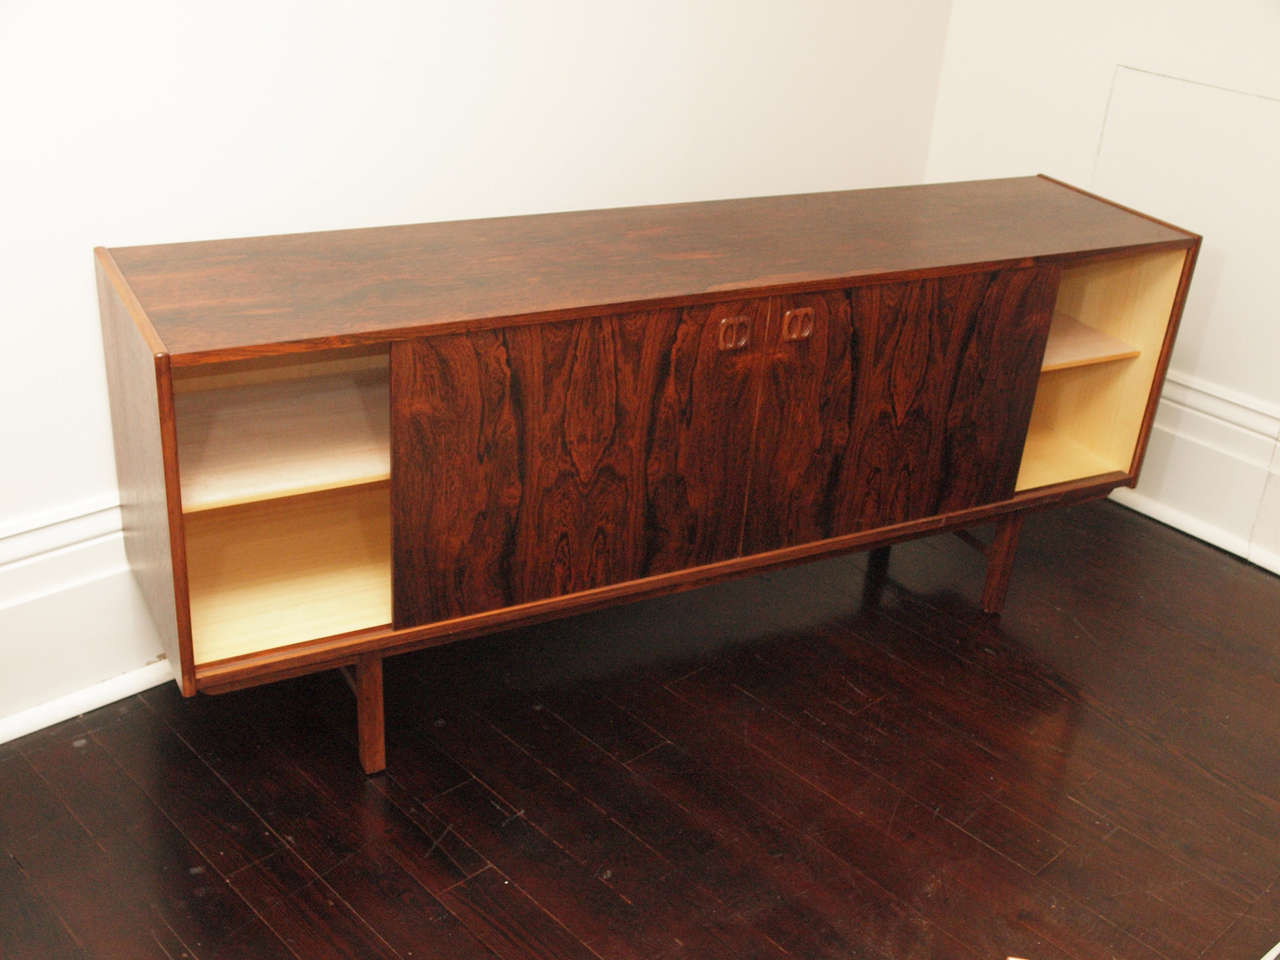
836, 268, 1057, 531
743, 291, 854, 553
105, 178, 1195, 363
745, 268, 1057, 553
356, 653, 385, 775
391, 303, 768, 627
95, 249, 194, 694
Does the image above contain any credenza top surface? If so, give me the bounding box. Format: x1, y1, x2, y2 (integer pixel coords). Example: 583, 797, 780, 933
105, 176, 1194, 362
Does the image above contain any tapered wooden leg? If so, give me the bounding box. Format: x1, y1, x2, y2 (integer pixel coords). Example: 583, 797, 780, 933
355, 653, 385, 775
981, 514, 1024, 614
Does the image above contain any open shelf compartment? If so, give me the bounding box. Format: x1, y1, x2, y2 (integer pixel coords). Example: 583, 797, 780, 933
174, 351, 389, 512
1016, 248, 1187, 491
174, 350, 393, 665
185, 483, 391, 665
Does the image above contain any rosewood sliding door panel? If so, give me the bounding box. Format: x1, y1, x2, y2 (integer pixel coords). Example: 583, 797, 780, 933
642, 298, 771, 575
744, 268, 1057, 553
833, 267, 1058, 532
391, 300, 770, 627
742, 291, 854, 554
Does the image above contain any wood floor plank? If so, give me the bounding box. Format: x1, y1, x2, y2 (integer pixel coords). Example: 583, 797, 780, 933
609, 672, 1167, 960
604, 676, 1069, 960
855, 585, 1280, 901
319, 842, 500, 960
775, 605, 1253, 958
628, 741, 977, 960
229, 673, 489, 895
0, 849, 82, 960
1038, 826, 1246, 960
267, 674, 760, 960
91, 702, 281, 876
142, 684, 371, 877
381, 696, 784, 960
534, 687, 669, 763
386, 698, 631, 873
228, 848, 399, 960
0, 755, 169, 958
730, 653, 1068, 873
421, 778, 688, 960
1202, 879, 1280, 960
479, 689, 885, 960
440, 867, 602, 960
24, 734, 292, 960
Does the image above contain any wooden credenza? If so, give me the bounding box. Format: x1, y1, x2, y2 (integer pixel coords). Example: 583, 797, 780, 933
97, 176, 1199, 772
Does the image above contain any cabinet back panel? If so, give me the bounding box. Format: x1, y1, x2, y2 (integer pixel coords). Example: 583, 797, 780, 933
391, 304, 767, 626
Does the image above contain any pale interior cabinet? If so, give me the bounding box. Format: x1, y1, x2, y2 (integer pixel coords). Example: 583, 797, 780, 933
96, 176, 1198, 773
1017, 249, 1188, 491
172, 352, 394, 665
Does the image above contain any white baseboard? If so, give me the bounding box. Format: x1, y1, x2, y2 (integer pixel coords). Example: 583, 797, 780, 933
0, 659, 171, 746
1110, 486, 1253, 558
0, 497, 168, 745
1113, 369, 1280, 577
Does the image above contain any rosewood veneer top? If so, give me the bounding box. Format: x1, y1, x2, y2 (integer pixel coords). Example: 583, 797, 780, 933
105, 176, 1195, 364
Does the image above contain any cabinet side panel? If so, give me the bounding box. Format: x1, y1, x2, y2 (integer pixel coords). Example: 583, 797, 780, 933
834, 267, 1057, 533
1130, 242, 1198, 479
95, 251, 192, 693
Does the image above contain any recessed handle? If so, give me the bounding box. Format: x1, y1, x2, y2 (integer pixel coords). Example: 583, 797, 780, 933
718, 315, 751, 351
781, 307, 815, 342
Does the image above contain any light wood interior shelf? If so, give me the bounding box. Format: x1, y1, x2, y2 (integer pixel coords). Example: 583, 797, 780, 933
1016, 249, 1187, 492
1041, 313, 1140, 372
1016, 425, 1118, 490
174, 357, 389, 513
185, 482, 392, 665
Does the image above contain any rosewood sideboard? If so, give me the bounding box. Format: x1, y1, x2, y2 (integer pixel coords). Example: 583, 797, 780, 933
96, 176, 1199, 773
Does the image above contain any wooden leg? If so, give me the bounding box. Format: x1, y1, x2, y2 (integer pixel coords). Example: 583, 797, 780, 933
981, 514, 1024, 615
355, 653, 385, 775
860, 545, 891, 609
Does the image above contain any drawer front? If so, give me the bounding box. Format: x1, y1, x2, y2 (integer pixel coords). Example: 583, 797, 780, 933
390, 300, 769, 627
743, 267, 1057, 554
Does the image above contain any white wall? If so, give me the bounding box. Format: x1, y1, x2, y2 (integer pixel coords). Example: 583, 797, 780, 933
926, 0, 1280, 574
0, 0, 953, 739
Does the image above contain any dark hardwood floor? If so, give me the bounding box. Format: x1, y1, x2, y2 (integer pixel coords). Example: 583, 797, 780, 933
3, 500, 1278, 960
